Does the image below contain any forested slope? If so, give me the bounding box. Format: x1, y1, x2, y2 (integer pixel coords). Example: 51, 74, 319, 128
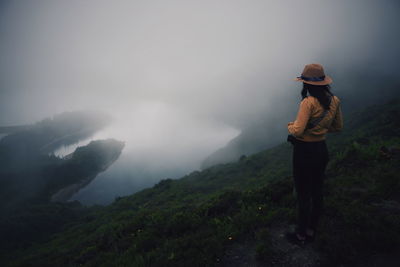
4, 98, 400, 267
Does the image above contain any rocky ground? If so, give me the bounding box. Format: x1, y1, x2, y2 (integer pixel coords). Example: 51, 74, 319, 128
221, 224, 323, 267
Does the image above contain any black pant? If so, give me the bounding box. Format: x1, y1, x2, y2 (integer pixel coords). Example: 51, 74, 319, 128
292, 139, 329, 235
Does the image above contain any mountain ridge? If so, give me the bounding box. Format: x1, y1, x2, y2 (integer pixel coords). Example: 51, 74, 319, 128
201, 73, 400, 168
2, 97, 399, 266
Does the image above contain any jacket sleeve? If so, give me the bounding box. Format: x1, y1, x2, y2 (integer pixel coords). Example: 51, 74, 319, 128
288, 98, 312, 137
328, 103, 343, 132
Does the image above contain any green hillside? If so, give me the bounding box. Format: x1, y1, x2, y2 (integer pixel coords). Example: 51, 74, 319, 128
0, 139, 124, 257
4, 98, 400, 267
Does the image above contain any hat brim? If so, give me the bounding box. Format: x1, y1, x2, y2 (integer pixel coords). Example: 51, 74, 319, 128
294, 75, 333, 85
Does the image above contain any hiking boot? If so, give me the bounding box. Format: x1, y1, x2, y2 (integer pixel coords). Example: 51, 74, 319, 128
305, 228, 316, 243
285, 231, 306, 246
305, 233, 315, 243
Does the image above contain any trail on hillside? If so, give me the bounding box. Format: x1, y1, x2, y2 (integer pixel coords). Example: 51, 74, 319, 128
221, 224, 322, 267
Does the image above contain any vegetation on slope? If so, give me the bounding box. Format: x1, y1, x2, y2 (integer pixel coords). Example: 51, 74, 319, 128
3, 99, 400, 266
0, 111, 113, 209
0, 139, 124, 257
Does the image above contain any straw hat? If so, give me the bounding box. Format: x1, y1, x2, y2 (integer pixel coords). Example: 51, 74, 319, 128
294, 63, 333, 85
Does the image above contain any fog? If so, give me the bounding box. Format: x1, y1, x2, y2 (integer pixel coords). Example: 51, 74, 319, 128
1, 0, 399, 204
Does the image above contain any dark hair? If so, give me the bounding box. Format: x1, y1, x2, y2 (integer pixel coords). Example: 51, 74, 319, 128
301, 83, 334, 110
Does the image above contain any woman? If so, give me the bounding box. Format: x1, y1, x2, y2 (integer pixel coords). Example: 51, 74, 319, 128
286, 63, 343, 245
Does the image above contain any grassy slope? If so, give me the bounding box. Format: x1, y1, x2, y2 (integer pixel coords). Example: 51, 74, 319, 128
0, 139, 124, 259
5, 98, 400, 267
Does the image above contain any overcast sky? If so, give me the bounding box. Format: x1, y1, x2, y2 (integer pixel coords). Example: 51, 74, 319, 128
1, 0, 399, 127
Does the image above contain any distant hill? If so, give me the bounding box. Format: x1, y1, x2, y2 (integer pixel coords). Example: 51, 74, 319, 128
201, 71, 400, 169
0, 125, 31, 134
0, 111, 124, 255
0, 110, 118, 208
0, 138, 124, 254
0, 110, 112, 156
200, 120, 286, 169
3, 98, 399, 267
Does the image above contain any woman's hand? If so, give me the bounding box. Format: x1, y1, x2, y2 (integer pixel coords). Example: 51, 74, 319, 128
288, 122, 294, 126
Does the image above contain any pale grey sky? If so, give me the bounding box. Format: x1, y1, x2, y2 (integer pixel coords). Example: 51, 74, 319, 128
1, 0, 399, 126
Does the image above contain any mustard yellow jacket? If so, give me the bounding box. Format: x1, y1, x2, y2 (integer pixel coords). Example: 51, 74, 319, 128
288, 95, 343, 142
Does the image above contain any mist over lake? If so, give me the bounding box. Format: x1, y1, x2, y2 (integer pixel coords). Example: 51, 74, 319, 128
1, 0, 399, 205
58, 101, 239, 204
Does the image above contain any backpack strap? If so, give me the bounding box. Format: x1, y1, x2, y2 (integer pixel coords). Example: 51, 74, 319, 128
306, 96, 332, 129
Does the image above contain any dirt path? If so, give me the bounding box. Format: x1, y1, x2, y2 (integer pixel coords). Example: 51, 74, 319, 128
221, 225, 322, 267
